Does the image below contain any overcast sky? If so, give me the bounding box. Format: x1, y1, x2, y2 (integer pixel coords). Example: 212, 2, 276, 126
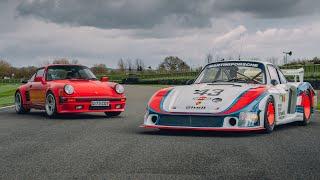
0, 0, 319, 68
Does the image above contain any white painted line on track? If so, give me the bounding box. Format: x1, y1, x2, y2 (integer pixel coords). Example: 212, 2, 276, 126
0, 105, 15, 110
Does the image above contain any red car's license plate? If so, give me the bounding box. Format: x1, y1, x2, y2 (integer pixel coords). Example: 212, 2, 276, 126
91, 101, 109, 107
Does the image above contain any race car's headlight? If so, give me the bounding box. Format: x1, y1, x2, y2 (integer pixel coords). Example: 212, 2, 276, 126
239, 112, 259, 122
115, 84, 124, 94
64, 84, 74, 95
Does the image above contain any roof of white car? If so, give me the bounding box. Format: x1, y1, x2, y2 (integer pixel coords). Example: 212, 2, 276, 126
207, 60, 273, 66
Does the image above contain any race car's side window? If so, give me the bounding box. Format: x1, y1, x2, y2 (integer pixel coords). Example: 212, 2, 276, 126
277, 69, 287, 84
267, 65, 280, 85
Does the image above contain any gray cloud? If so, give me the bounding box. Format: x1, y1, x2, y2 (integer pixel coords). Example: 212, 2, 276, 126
17, 0, 214, 29
213, 0, 320, 18
16, 0, 320, 30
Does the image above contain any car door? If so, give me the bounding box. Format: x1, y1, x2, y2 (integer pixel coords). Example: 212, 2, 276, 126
267, 65, 289, 121
29, 68, 46, 106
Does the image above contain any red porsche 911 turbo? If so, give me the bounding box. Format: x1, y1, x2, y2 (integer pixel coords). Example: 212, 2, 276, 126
14, 64, 126, 117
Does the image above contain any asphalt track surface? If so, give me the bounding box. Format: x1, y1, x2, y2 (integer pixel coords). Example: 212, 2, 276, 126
0, 85, 319, 179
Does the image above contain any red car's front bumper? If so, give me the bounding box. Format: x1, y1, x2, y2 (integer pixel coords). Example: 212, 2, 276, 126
57, 96, 126, 113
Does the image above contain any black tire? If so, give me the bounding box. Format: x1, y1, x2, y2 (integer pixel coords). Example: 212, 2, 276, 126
15, 91, 30, 114
105, 112, 121, 117
264, 97, 276, 133
45, 92, 57, 118
298, 91, 312, 126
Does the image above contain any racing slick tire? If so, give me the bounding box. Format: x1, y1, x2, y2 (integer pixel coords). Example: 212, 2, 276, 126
264, 96, 275, 133
45, 92, 57, 118
15, 91, 30, 114
298, 91, 312, 126
105, 112, 121, 117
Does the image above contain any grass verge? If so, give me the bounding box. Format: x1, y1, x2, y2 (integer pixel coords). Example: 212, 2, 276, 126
0, 84, 20, 107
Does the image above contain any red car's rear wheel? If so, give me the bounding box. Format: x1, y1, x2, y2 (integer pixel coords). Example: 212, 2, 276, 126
15, 91, 30, 114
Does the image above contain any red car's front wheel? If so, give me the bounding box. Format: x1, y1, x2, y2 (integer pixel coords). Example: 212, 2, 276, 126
45, 92, 57, 118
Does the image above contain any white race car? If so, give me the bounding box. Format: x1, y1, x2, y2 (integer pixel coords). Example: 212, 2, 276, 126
142, 60, 317, 133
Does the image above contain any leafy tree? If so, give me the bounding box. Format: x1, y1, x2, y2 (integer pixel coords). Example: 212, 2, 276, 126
91, 64, 108, 75
0, 60, 12, 78
158, 56, 190, 72
52, 58, 71, 64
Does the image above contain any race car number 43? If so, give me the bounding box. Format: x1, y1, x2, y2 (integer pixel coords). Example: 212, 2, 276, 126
91, 101, 109, 107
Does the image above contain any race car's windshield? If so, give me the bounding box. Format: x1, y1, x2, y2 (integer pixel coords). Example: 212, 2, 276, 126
46, 65, 97, 81
194, 62, 266, 84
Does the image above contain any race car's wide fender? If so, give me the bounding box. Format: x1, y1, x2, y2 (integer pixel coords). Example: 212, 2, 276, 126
258, 94, 280, 127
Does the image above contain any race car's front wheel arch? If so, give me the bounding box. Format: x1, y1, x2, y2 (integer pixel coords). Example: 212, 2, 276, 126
105, 112, 121, 117
45, 92, 57, 118
264, 96, 275, 133
15, 91, 30, 114
299, 90, 312, 126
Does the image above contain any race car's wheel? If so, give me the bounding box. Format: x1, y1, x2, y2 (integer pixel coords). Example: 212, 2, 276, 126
299, 91, 312, 126
105, 112, 121, 117
45, 92, 57, 118
264, 97, 275, 133
15, 91, 30, 114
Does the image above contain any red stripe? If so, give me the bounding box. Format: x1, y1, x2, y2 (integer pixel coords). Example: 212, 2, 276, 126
148, 88, 172, 113
221, 86, 266, 114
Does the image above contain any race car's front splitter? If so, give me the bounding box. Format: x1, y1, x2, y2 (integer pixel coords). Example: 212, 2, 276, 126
141, 124, 264, 132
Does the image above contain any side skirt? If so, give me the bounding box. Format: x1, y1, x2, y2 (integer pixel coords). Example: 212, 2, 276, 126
275, 113, 304, 125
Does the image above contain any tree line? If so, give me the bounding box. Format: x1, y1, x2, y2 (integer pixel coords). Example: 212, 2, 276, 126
0, 56, 192, 79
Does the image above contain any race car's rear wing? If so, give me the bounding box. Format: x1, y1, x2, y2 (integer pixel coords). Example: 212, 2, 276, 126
281, 68, 304, 82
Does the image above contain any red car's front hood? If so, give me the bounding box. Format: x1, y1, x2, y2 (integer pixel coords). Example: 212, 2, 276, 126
52, 80, 118, 97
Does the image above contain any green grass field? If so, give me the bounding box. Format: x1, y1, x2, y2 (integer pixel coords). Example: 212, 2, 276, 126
0, 84, 20, 107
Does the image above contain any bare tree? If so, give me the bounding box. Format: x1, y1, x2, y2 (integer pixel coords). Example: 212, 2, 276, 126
127, 59, 133, 72
267, 57, 278, 65
135, 59, 145, 71
117, 59, 126, 72
205, 53, 213, 64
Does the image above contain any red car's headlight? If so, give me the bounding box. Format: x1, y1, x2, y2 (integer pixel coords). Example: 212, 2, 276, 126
115, 84, 124, 94
64, 84, 74, 95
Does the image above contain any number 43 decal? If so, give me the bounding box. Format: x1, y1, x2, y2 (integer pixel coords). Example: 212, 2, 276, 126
194, 89, 224, 96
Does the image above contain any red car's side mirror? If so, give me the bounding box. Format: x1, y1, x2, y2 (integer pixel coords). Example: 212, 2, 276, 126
34, 76, 45, 84
100, 77, 109, 82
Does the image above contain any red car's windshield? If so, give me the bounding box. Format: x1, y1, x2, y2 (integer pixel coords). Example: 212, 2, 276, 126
46, 66, 97, 81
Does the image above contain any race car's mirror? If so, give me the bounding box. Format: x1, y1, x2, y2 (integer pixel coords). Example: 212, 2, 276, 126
34, 76, 45, 84
100, 76, 109, 82
186, 79, 194, 85
271, 79, 278, 86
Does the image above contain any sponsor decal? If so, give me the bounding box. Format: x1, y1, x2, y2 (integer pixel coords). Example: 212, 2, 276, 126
210, 62, 259, 68
194, 89, 224, 96
192, 96, 223, 106
186, 106, 206, 110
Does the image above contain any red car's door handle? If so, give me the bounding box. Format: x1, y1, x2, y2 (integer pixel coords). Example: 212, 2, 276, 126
29, 85, 32, 88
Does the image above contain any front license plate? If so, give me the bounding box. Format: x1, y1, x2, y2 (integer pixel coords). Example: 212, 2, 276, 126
91, 101, 109, 107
